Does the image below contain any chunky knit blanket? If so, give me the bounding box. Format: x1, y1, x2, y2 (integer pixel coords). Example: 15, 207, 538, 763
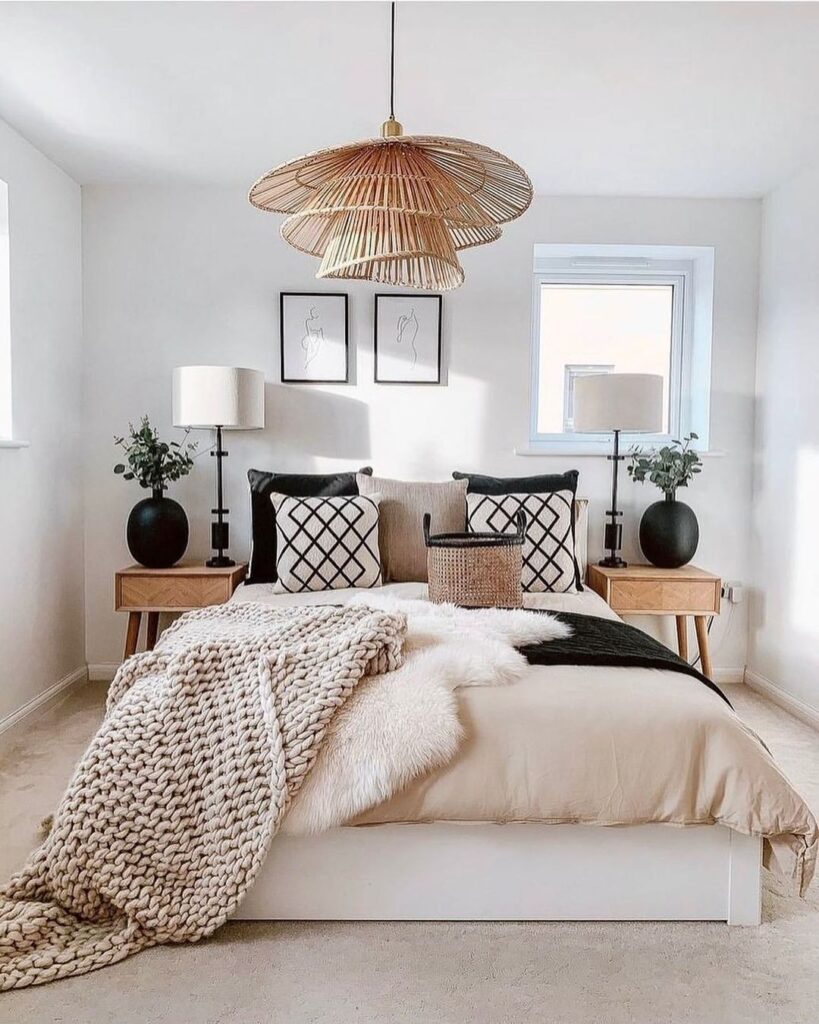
0, 602, 404, 991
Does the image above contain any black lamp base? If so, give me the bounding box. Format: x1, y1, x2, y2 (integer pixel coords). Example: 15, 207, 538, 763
206, 555, 235, 569
599, 555, 628, 568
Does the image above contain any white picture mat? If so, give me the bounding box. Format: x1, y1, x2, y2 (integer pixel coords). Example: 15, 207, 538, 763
375, 295, 440, 382
281, 294, 347, 382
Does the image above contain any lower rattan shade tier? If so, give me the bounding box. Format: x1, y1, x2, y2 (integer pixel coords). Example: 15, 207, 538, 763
318, 254, 462, 290
283, 207, 466, 291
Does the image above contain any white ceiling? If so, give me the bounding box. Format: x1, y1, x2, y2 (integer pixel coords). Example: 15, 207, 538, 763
1, 1, 818, 197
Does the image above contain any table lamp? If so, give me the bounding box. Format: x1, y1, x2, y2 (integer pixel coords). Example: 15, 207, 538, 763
173, 366, 265, 567
573, 372, 663, 568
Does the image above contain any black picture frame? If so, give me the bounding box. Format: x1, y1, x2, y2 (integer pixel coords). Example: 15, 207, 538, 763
373, 293, 443, 385
280, 292, 349, 384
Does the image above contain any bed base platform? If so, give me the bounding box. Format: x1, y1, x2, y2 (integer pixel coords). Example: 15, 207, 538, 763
235, 822, 762, 927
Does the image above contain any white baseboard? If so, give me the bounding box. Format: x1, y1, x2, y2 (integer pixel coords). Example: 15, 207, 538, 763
744, 669, 819, 731
712, 668, 745, 685
88, 663, 120, 683
0, 666, 88, 739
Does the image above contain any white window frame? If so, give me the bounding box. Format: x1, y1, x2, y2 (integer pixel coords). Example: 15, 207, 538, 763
528, 244, 714, 454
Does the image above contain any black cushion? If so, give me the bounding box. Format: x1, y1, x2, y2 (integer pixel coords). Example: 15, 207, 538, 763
247, 467, 373, 584
453, 469, 582, 590
452, 469, 579, 496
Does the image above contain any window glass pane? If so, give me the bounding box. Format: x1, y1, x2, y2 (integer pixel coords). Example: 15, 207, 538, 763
537, 283, 673, 435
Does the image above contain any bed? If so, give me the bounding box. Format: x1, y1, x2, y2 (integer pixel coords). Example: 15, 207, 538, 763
229, 580, 817, 926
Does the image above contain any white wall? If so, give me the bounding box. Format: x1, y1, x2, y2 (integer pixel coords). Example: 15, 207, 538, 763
82, 188, 760, 672
0, 118, 84, 724
749, 166, 819, 712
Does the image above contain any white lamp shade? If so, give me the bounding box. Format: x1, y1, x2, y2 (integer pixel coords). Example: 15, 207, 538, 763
572, 373, 664, 434
173, 366, 265, 429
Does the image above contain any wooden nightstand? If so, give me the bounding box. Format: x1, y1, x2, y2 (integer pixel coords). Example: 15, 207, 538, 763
586, 563, 721, 679
115, 563, 247, 659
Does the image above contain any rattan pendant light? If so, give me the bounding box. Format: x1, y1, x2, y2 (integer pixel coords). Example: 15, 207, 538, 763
248, 2, 533, 291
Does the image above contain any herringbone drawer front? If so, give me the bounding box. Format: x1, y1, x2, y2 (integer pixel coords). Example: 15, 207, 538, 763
117, 575, 229, 610
608, 578, 719, 614
115, 564, 246, 612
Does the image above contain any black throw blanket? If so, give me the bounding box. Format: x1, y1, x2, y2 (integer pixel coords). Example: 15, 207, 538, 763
520, 611, 732, 708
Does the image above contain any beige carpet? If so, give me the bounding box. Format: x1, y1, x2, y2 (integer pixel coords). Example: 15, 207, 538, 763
0, 680, 817, 1024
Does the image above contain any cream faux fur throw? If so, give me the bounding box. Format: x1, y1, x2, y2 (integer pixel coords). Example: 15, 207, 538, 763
0, 603, 405, 991
283, 595, 570, 834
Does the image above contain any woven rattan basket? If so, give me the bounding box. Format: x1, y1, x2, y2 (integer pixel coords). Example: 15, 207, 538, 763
423, 511, 526, 609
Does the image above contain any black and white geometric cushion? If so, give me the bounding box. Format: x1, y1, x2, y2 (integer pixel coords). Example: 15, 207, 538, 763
272, 493, 382, 593
466, 490, 579, 593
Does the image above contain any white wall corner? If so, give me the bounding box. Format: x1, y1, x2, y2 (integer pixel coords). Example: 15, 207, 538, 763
712, 668, 746, 685
88, 663, 120, 683
744, 669, 819, 732
0, 666, 88, 739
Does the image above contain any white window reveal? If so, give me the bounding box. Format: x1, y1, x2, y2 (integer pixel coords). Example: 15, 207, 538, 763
528, 244, 714, 453
0, 179, 10, 441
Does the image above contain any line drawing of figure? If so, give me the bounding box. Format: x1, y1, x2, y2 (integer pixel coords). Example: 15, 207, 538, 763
301, 306, 324, 369
395, 307, 419, 367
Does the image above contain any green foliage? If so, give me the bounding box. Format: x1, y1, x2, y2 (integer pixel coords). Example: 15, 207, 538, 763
627, 433, 703, 498
114, 416, 197, 491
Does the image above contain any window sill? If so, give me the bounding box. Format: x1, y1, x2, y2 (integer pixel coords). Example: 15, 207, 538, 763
514, 445, 726, 458
0, 439, 30, 449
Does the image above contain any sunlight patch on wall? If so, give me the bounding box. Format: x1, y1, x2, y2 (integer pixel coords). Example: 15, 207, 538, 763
791, 445, 819, 639
0, 179, 10, 439
367, 375, 490, 479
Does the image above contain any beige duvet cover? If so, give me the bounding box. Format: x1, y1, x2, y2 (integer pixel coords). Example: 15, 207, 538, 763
232, 582, 818, 894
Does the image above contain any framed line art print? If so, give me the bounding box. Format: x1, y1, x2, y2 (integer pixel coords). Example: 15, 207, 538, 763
374, 294, 442, 384
280, 292, 349, 383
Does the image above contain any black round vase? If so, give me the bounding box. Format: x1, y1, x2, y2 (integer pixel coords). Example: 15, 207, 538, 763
639, 495, 699, 569
127, 490, 189, 568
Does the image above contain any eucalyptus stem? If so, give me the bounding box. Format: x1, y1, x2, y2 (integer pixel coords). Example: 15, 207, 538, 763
627, 433, 702, 497
114, 416, 197, 491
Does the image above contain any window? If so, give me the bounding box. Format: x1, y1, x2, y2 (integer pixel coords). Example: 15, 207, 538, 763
529, 244, 714, 452
0, 179, 10, 440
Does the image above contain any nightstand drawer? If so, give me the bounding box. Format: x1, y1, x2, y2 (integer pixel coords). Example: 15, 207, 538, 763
115, 567, 245, 611
607, 578, 720, 614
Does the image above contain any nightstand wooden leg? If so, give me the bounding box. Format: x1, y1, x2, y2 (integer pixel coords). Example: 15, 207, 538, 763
675, 616, 689, 662
694, 616, 713, 679
124, 612, 142, 660
146, 612, 159, 651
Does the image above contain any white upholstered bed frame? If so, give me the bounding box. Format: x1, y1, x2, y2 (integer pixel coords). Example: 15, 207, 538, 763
235, 499, 763, 927
235, 823, 762, 926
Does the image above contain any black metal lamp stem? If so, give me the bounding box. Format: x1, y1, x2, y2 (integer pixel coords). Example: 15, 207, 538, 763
599, 428, 627, 568
206, 424, 235, 568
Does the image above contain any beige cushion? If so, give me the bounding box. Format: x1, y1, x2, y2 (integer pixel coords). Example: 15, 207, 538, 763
356, 474, 468, 582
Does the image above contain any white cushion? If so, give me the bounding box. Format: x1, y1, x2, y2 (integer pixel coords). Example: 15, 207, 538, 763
467, 490, 579, 594
272, 493, 382, 593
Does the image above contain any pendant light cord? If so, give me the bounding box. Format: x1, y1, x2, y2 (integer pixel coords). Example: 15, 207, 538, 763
389, 1, 396, 120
